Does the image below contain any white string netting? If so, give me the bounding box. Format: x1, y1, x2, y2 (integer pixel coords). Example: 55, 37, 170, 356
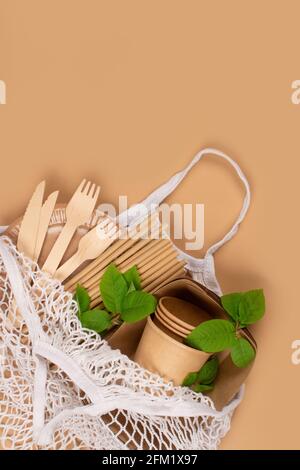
0, 236, 241, 450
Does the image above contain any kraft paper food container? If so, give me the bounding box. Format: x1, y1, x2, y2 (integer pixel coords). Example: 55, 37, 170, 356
108, 276, 257, 411
152, 313, 186, 343
133, 315, 210, 386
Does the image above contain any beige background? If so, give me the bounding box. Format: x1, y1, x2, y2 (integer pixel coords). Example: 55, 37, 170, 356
0, 0, 299, 449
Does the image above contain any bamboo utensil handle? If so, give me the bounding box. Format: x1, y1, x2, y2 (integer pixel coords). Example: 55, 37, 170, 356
17, 181, 45, 260
54, 250, 85, 282
33, 190, 59, 262
55, 233, 117, 283
42, 222, 75, 275
55, 221, 118, 282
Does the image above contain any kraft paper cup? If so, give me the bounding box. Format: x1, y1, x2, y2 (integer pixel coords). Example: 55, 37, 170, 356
155, 308, 190, 338
134, 315, 210, 386
156, 304, 192, 333
159, 296, 211, 331
152, 314, 185, 343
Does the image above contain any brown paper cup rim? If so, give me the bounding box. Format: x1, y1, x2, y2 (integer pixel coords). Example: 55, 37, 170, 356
159, 296, 209, 331
155, 309, 189, 338
156, 304, 192, 332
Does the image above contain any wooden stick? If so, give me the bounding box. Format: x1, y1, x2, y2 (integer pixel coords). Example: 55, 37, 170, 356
90, 262, 186, 309
138, 250, 178, 277
72, 225, 164, 292
146, 261, 187, 293
109, 233, 158, 267
141, 256, 183, 289
86, 240, 168, 300
88, 251, 183, 303
87, 241, 174, 297
82, 238, 155, 289
120, 240, 172, 272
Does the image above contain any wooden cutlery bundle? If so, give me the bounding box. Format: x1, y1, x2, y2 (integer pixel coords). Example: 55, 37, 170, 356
6, 180, 186, 303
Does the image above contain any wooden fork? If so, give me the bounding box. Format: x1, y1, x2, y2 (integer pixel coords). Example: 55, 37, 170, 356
42, 179, 100, 275
54, 218, 118, 282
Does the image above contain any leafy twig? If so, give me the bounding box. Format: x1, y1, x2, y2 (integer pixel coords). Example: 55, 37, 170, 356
185, 289, 265, 368
74, 264, 157, 334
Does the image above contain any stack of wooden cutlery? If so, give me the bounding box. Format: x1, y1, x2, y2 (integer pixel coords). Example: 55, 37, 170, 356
9, 179, 186, 305
16, 179, 110, 280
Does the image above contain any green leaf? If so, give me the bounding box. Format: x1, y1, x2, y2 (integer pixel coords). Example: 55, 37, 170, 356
186, 319, 236, 353
221, 293, 243, 322
231, 337, 256, 368
120, 291, 157, 323
193, 383, 214, 393
182, 372, 198, 387
100, 264, 128, 313
80, 309, 112, 333
123, 265, 141, 290
74, 284, 90, 315
238, 289, 265, 326
127, 281, 136, 294
198, 357, 219, 384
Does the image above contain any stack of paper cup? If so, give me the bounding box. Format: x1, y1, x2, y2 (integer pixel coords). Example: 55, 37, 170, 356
156, 296, 211, 338
134, 296, 211, 385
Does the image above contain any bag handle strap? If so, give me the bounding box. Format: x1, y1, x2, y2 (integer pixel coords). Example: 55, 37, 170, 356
119, 148, 250, 257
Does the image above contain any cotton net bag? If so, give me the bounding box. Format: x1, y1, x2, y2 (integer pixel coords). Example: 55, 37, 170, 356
0, 148, 250, 450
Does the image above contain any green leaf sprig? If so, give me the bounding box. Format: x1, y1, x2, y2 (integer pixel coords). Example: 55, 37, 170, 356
75, 264, 157, 334
75, 284, 112, 333
182, 357, 219, 393
185, 289, 265, 368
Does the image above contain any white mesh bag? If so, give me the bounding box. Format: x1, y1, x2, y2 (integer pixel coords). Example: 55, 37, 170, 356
0, 148, 250, 450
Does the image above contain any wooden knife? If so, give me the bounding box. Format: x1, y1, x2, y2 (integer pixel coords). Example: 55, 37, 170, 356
17, 181, 45, 259
33, 190, 59, 262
